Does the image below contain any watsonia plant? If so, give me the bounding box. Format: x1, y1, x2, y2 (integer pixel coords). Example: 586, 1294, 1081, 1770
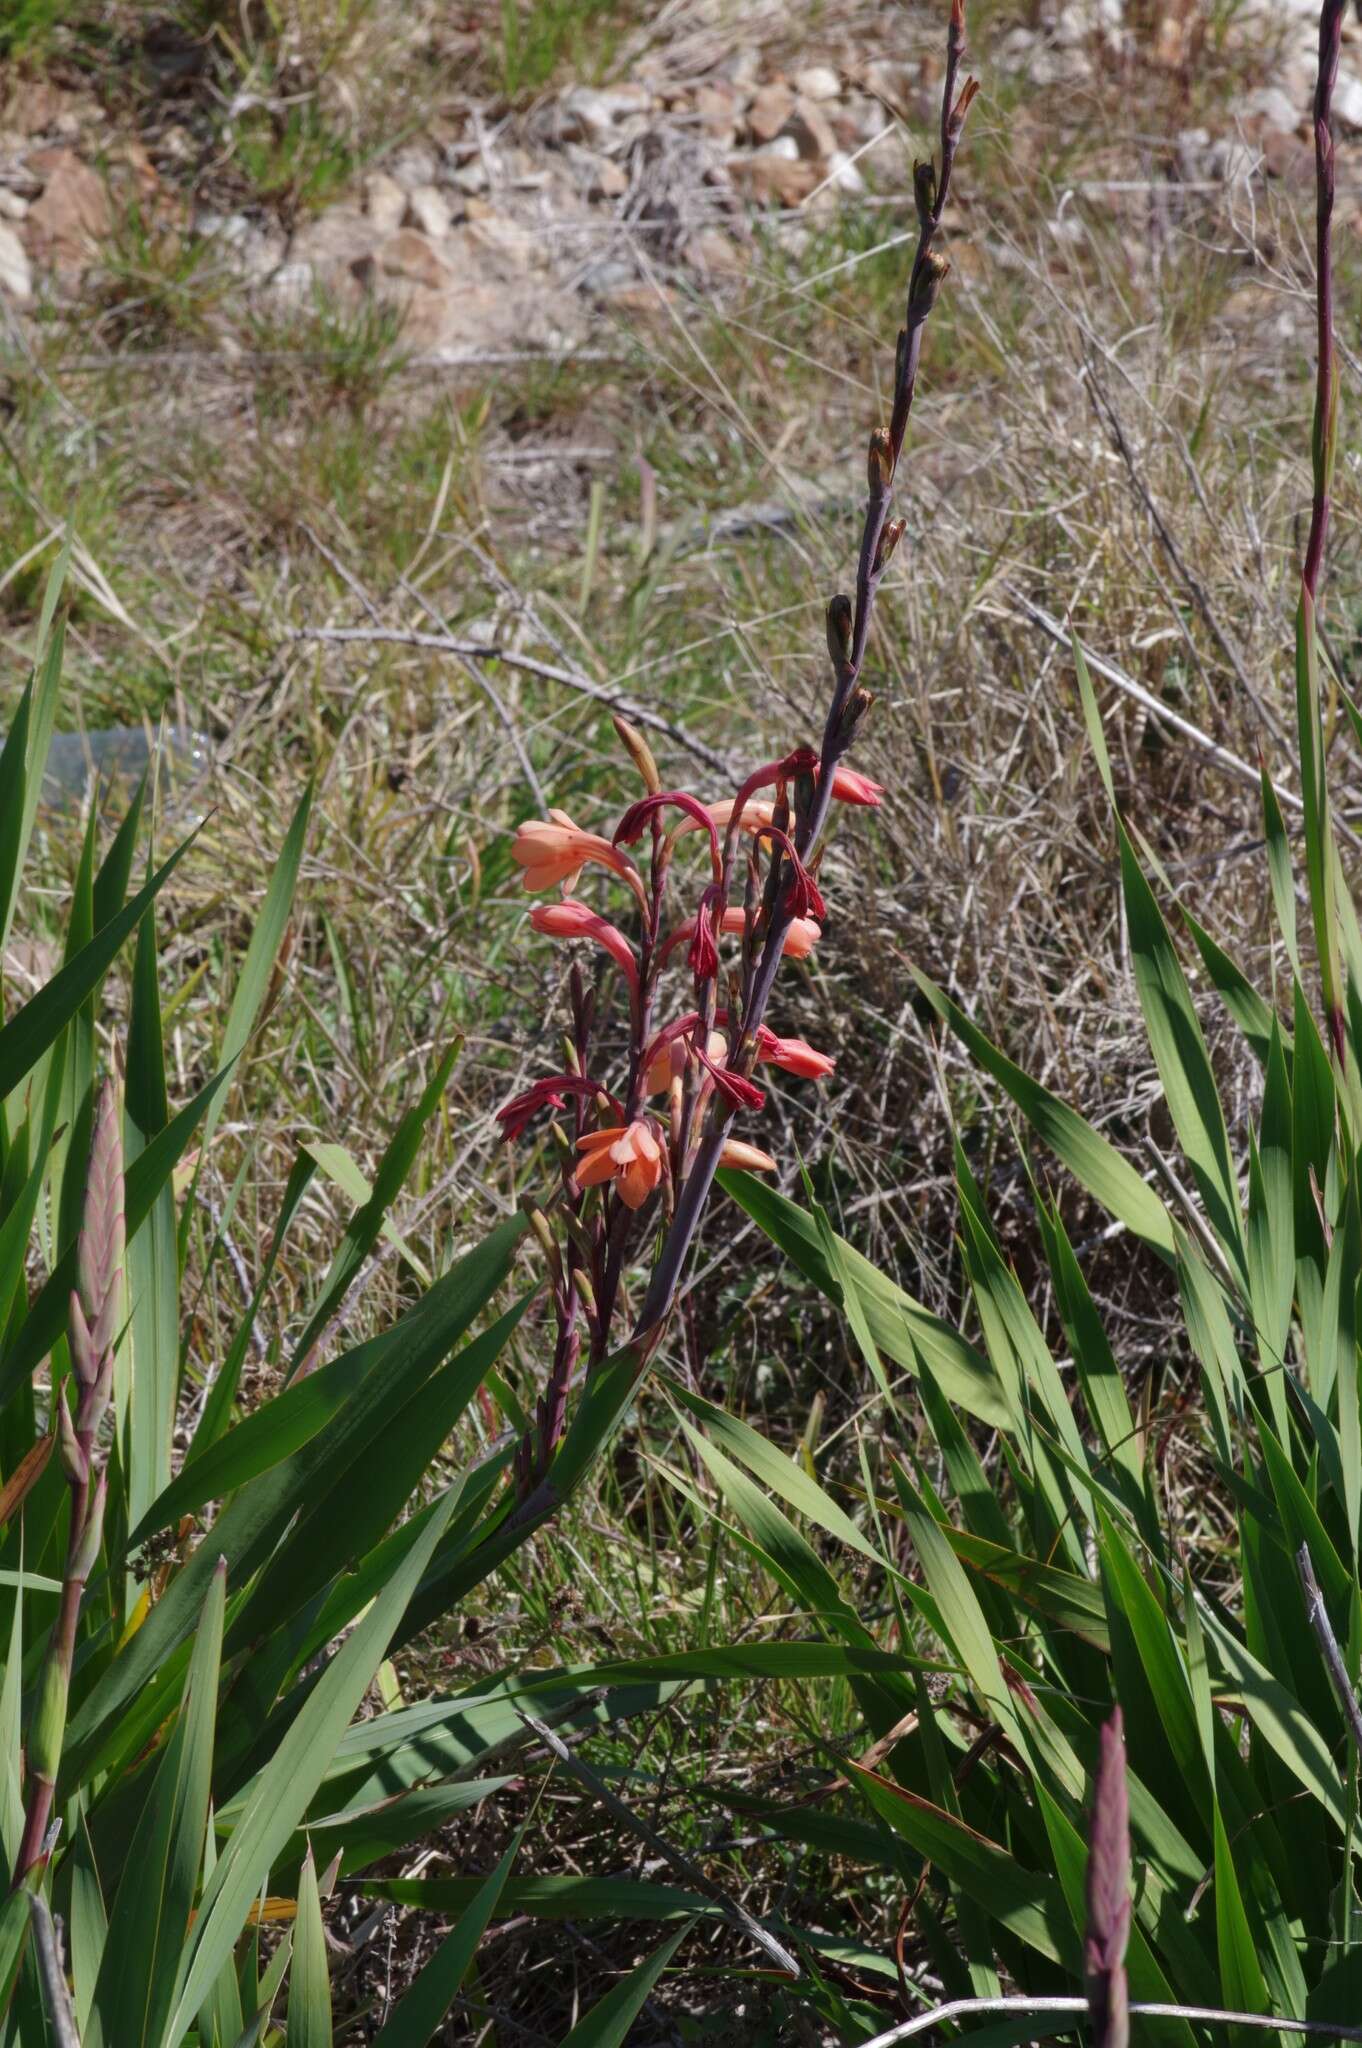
0, 10, 977, 2041
631, 1, 1362, 2040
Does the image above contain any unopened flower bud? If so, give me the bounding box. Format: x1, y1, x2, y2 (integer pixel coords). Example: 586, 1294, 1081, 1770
913, 158, 937, 227
826, 595, 853, 670
549, 1121, 574, 1161
874, 518, 907, 574
561, 1036, 581, 1077
839, 688, 876, 743
528, 1207, 564, 1295
611, 714, 662, 795
56, 1393, 87, 1489
72, 1471, 107, 1584
867, 428, 894, 492
68, 1291, 96, 1392
910, 249, 950, 318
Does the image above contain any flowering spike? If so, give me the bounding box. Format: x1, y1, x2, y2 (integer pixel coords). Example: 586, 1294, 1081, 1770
1085, 1707, 1131, 2048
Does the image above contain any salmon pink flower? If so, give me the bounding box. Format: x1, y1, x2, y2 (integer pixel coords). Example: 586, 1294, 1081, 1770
756, 1026, 836, 1079
530, 901, 640, 1008
672, 796, 777, 842
663, 908, 820, 963
512, 810, 648, 911
825, 765, 884, 806
718, 1138, 777, 1173
646, 1024, 725, 1095
576, 1119, 666, 1210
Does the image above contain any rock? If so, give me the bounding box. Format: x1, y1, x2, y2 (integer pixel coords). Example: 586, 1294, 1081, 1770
1205, 137, 1254, 183
581, 153, 628, 199
746, 82, 795, 144
864, 58, 919, 109
27, 150, 110, 275
783, 98, 838, 161
0, 223, 31, 301
1259, 127, 1310, 181
363, 170, 407, 231
390, 142, 439, 189
291, 204, 378, 277
792, 64, 840, 102
682, 227, 745, 275
824, 151, 865, 194
451, 156, 489, 194
405, 184, 455, 238
0, 189, 27, 221
1246, 85, 1301, 133
830, 95, 886, 150
370, 227, 451, 290
1335, 68, 1362, 129
548, 84, 651, 149
729, 150, 821, 207
695, 80, 742, 145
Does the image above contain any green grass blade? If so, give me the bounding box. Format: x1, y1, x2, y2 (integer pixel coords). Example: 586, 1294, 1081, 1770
0, 822, 201, 1105
203, 781, 312, 1159
0, 1052, 238, 1407
1118, 823, 1247, 1285
716, 1169, 1010, 1425
913, 969, 1174, 1255
87, 1560, 225, 2048
370, 1834, 523, 2048
163, 1478, 463, 2041
286, 1040, 459, 1379
556, 1927, 689, 2046
285, 1849, 331, 2048
124, 899, 179, 1531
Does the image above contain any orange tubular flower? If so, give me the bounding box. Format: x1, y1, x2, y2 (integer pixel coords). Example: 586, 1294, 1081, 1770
664, 908, 821, 963
671, 797, 777, 841
511, 809, 648, 911
718, 1138, 777, 1173
757, 1028, 836, 1079
827, 765, 885, 806
530, 900, 640, 1005
575, 1119, 666, 1210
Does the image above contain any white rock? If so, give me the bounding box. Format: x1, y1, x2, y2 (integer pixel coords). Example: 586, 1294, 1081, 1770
452, 157, 489, 194
757, 134, 801, 162
0, 189, 27, 221
0, 223, 31, 301
825, 150, 864, 193
1335, 68, 1362, 129
792, 65, 840, 102
1248, 85, 1300, 131
405, 184, 453, 238
363, 170, 407, 231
